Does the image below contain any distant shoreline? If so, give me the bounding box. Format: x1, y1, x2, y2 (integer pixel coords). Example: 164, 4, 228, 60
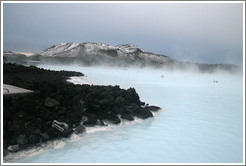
12, 51, 34, 56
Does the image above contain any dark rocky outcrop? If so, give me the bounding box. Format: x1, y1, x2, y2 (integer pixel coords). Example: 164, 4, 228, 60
3, 63, 161, 155
146, 105, 161, 112
135, 108, 154, 119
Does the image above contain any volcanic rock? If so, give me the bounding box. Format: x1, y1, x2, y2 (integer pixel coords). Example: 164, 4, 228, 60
45, 97, 59, 107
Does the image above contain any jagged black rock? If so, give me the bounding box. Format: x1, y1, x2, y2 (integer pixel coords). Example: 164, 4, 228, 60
3, 63, 161, 156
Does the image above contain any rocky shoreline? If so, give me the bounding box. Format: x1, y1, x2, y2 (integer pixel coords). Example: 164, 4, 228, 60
3, 63, 161, 157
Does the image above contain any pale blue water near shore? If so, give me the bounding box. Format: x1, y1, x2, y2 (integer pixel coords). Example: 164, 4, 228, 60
8, 65, 244, 163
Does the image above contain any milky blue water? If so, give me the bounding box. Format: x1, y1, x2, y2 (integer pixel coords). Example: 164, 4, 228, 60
6, 65, 244, 163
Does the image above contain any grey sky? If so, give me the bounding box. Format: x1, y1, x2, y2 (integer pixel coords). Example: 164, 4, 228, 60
3, 2, 244, 65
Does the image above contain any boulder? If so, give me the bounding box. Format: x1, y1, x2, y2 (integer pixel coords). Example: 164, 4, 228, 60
123, 107, 136, 116
125, 88, 140, 105
51, 120, 69, 132
72, 95, 85, 113
115, 96, 127, 105
136, 108, 153, 119
147, 105, 161, 112
99, 91, 111, 99
125, 104, 139, 113
81, 116, 89, 124
121, 114, 134, 121
39, 132, 50, 140
74, 125, 86, 134
28, 134, 41, 144
106, 114, 121, 124
96, 119, 106, 126
17, 134, 28, 145
8, 144, 20, 152
99, 99, 110, 105
82, 114, 98, 126
62, 128, 74, 138
45, 97, 59, 107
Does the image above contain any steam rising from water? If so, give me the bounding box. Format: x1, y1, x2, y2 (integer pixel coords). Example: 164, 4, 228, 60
4, 64, 243, 163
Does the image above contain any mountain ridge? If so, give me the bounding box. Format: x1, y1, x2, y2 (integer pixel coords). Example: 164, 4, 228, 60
3, 42, 240, 73
34, 42, 175, 64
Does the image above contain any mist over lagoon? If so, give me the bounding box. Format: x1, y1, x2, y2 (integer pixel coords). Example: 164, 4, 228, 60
3, 64, 242, 163
2, 2, 244, 164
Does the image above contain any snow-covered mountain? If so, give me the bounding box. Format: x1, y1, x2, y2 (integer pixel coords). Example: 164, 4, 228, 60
4, 42, 240, 73
34, 42, 175, 66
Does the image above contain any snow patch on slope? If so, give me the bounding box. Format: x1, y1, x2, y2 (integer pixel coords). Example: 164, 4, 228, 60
34, 42, 174, 64
117, 44, 142, 54
83, 42, 118, 54
36, 43, 80, 57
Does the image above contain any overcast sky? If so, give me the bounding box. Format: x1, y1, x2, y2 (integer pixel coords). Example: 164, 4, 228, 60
3, 2, 244, 65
